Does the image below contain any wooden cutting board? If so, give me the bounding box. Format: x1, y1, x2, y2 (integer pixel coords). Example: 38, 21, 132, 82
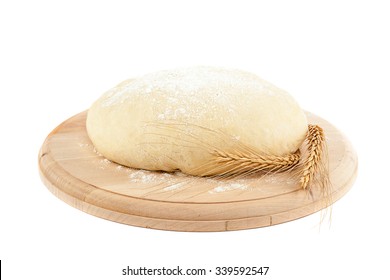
38, 111, 357, 231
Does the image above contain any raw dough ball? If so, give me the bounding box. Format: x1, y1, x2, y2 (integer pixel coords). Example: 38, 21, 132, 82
86, 66, 308, 176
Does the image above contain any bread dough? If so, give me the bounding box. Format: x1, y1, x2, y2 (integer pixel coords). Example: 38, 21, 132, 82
86, 66, 308, 176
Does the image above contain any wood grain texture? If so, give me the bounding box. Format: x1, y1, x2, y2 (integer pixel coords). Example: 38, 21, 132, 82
38, 111, 357, 231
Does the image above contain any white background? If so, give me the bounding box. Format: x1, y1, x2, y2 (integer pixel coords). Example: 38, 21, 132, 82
1, 0, 389, 279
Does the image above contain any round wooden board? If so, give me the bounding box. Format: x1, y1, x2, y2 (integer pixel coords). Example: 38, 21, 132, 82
38, 111, 357, 232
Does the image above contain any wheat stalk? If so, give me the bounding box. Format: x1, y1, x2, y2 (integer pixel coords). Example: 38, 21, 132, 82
147, 121, 328, 190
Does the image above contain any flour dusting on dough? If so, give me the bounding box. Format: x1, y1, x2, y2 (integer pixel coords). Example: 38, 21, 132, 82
87, 66, 308, 177
100, 66, 270, 124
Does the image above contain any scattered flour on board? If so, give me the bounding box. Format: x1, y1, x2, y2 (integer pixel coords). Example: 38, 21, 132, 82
98, 158, 112, 169
93, 147, 103, 156
128, 170, 160, 183
208, 183, 248, 194
163, 181, 188, 191
126, 169, 250, 194
128, 170, 176, 183
78, 143, 90, 147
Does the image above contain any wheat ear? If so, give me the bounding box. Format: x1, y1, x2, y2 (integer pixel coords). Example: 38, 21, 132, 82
208, 124, 327, 190
300, 124, 326, 189
214, 150, 300, 173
